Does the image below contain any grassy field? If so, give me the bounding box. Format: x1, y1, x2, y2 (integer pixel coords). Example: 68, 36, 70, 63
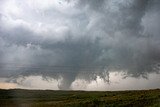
0, 89, 159, 107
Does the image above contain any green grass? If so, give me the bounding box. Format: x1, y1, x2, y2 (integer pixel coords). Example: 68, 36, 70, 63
0, 89, 159, 107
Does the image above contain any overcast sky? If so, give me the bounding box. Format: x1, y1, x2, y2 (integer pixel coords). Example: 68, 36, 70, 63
0, 0, 160, 90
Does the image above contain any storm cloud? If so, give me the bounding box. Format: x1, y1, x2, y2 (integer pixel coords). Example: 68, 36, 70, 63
0, 0, 160, 89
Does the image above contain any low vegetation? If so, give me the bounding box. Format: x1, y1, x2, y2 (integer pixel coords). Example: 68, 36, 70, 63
0, 89, 159, 107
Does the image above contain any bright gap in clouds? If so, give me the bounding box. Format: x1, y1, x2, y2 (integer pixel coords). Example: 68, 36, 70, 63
0, 72, 159, 90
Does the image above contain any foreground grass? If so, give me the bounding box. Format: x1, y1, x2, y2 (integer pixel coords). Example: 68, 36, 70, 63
0, 89, 159, 107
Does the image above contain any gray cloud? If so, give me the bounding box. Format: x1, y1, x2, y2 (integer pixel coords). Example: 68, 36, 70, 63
0, 0, 160, 89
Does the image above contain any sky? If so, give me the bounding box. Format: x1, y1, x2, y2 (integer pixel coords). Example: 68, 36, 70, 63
0, 0, 160, 90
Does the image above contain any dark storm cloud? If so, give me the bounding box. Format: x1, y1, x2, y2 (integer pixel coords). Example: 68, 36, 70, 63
0, 0, 160, 89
